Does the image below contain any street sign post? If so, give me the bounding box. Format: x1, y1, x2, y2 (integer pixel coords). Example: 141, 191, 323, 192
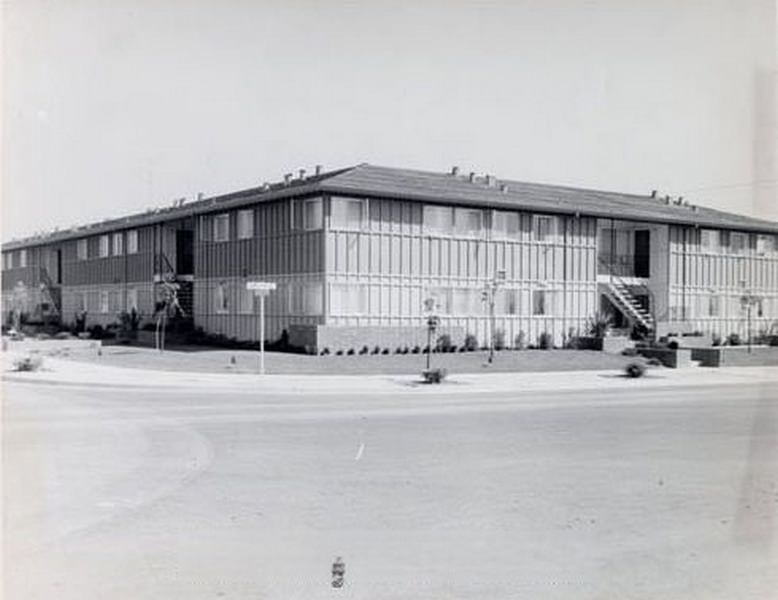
246, 282, 277, 374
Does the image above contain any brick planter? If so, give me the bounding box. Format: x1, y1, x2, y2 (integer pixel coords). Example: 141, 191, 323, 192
691, 346, 778, 367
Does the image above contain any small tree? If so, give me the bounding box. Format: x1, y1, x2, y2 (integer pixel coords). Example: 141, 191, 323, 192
587, 312, 613, 339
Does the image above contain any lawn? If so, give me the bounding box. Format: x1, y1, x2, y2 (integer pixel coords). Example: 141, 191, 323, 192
41, 343, 637, 375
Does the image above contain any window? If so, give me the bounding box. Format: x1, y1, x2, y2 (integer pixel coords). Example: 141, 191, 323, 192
290, 282, 323, 315
199, 216, 211, 242
331, 197, 365, 230
756, 234, 772, 255
330, 283, 368, 315
454, 208, 483, 237
708, 294, 720, 317
216, 281, 229, 313
303, 199, 323, 231
2, 253, 9, 270
498, 289, 519, 315
423, 205, 454, 235
730, 232, 747, 254
19, 249, 27, 268
239, 286, 255, 314
77, 239, 89, 260
100, 290, 109, 313
426, 287, 451, 314
127, 230, 139, 254
452, 288, 481, 315
533, 290, 547, 315
75, 291, 87, 312
112, 233, 124, 255
533, 216, 555, 242
213, 214, 230, 242
493, 211, 520, 239
238, 209, 254, 239
99, 235, 110, 258
127, 288, 138, 312
700, 229, 719, 253
109, 290, 121, 313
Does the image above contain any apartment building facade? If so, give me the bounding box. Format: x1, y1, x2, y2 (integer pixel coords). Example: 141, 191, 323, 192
3, 164, 778, 351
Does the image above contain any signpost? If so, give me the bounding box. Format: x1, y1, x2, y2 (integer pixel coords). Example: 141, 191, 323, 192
246, 281, 277, 374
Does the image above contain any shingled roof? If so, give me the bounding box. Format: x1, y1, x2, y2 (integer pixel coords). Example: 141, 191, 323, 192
3, 163, 777, 250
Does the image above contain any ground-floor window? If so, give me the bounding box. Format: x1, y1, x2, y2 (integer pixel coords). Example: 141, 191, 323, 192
216, 281, 229, 313
532, 290, 547, 315
127, 288, 138, 312
100, 290, 110, 313
330, 283, 368, 315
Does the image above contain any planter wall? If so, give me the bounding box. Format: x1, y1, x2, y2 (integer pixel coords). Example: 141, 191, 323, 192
638, 347, 693, 368
691, 346, 778, 367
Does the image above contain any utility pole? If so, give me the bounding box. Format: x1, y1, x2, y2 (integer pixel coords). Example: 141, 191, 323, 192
482, 270, 506, 364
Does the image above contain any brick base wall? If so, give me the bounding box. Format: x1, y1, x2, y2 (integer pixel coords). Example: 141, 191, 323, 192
289, 324, 466, 354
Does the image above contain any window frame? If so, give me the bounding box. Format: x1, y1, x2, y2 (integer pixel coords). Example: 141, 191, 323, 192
700, 229, 719, 254
77, 238, 89, 260
492, 210, 520, 240
100, 290, 110, 313
99, 235, 110, 258
454, 208, 484, 238
237, 209, 254, 240
303, 198, 323, 231
112, 232, 124, 256
330, 197, 366, 231
18, 249, 27, 268
532, 289, 547, 315
423, 205, 454, 236
127, 230, 139, 254
533, 215, 556, 243
213, 214, 230, 243
215, 281, 229, 314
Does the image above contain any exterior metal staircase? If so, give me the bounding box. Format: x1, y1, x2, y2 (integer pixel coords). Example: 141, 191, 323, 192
597, 258, 654, 336
154, 253, 193, 318
38, 267, 61, 317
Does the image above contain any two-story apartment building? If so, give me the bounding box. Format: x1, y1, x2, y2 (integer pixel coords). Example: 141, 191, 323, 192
3, 164, 778, 351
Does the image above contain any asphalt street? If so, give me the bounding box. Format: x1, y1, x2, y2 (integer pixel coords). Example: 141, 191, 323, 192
3, 379, 777, 599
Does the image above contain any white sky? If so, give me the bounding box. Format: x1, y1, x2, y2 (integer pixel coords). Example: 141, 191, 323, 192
2, 0, 777, 240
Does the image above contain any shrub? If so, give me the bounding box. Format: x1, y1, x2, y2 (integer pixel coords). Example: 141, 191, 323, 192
436, 333, 453, 352
74, 310, 88, 334
538, 332, 553, 350
711, 332, 722, 347
401, 346, 409, 354
493, 329, 506, 351
625, 362, 646, 378
727, 333, 741, 346
320, 347, 330, 355
411, 345, 420, 354
12, 355, 43, 372
514, 331, 526, 350
587, 312, 613, 339
346, 348, 355, 356
667, 340, 679, 350
449, 345, 458, 353
359, 346, 369, 355
463, 333, 479, 352
372, 345, 381, 355
335, 349, 344, 356
88, 324, 105, 340
381, 348, 390, 355
422, 345, 430, 354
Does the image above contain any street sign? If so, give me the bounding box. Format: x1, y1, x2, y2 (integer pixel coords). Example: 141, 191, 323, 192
247, 281, 277, 293
245, 282, 277, 375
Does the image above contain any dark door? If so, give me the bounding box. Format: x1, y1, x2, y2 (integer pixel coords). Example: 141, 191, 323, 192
634, 230, 650, 278
176, 230, 194, 274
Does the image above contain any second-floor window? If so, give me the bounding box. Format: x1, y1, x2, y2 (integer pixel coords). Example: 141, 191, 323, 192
330, 197, 365, 230
127, 230, 139, 254
493, 211, 520, 239
99, 235, 110, 258
112, 233, 124, 255
77, 239, 89, 260
238, 209, 254, 239
213, 214, 230, 242
303, 199, 323, 231
423, 205, 454, 235
454, 208, 483, 237
533, 216, 556, 243
700, 229, 719, 253
730, 232, 747, 254
19, 249, 27, 268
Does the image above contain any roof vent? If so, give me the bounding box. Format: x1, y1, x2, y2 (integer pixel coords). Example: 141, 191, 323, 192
261, 182, 271, 191
298, 169, 306, 180
691, 205, 698, 212
196, 192, 204, 202
450, 166, 460, 176
485, 175, 495, 187
500, 183, 509, 193
650, 190, 657, 198
284, 173, 293, 185
315, 164, 323, 176
468, 172, 477, 183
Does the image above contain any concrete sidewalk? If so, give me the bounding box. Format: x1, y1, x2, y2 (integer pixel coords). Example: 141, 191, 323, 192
3, 350, 777, 395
